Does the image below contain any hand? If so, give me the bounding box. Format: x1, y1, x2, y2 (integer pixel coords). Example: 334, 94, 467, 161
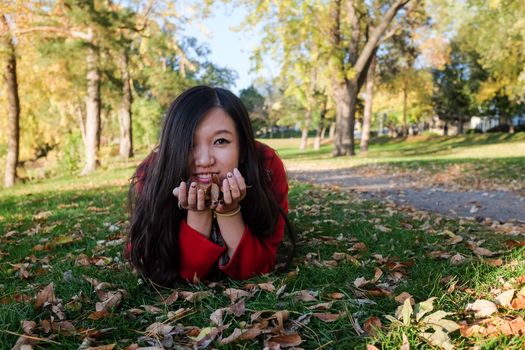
215, 168, 247, 214
173, 181, 209, 211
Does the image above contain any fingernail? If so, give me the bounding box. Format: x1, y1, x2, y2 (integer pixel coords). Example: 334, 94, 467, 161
233, 168, 240, 175
191, 182, 197, 188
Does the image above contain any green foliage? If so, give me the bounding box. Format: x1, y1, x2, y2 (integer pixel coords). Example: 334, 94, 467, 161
132, 96, 163, 150
57, 131, 84, 175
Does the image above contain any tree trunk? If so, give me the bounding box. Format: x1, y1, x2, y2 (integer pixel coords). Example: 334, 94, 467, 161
403, 82, 408, 137
118, 50, 133, 158
299, 109, 312, 151
360, 55, 376, 154
457, 114, 464, 134
81, 45, 101, 175
314, 104, 327, 150
333, 82, 353, 156
329, 122, 336, 139
2, 24, 20, 188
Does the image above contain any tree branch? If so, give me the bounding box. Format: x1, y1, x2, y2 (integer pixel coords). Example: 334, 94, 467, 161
14, 26, 93, 41
352, 0, 412, 80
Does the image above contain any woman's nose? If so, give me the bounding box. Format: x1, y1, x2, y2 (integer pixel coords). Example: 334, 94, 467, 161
194, 146, 214, 166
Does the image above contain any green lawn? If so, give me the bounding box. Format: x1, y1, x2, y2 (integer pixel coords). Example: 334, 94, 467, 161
264, 133, 525, 190
0, 135, 524, 349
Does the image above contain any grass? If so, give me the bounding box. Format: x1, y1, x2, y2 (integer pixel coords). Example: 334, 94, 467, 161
263, 132, 525, 191
0, 135, 524, 349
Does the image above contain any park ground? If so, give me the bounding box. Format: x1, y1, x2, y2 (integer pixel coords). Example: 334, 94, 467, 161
0, 133, 524, 349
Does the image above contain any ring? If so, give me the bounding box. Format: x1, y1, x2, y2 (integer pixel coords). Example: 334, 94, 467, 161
178, 202, 183, 210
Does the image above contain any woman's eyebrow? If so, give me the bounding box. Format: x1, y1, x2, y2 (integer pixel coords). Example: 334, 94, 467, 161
213, 129, 234, 135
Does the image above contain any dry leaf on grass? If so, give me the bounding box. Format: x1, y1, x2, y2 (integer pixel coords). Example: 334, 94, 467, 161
465, 299, 498, 318
495, 289, 515, 307
265, 333, 302, 348
34, 283, 56, 310
363, 316, 382, 336
312, 312, 342, 322
293, 290, 318, 302
224, 288, 251, 303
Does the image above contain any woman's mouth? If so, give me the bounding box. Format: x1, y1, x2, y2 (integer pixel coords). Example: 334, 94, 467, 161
193, 173, 218, 184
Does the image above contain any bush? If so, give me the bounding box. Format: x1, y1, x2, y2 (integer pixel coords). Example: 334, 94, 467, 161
466, 128, 483, 134
487, 124, 510, 133
57, 132, 83, 174
514, 124, 525, 132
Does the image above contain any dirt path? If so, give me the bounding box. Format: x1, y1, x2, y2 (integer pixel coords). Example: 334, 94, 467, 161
289, 168, 525, 225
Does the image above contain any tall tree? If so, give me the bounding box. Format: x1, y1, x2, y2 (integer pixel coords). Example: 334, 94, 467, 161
1, 15, 20, 187
432, 43, 485, 134
329, 0, 414, 156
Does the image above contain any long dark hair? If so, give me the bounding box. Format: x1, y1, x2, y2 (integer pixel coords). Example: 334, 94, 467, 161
128, 86, 295, 286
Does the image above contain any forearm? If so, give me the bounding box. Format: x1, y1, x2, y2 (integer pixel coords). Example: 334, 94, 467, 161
186, 210, 213, 239
216, 211, 245, 258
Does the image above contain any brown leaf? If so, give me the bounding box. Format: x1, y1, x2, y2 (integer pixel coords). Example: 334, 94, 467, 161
473, 247, 494, 257
294, 290, 317, 302
465, 299, 498, 318
266, 333, 302, 347
363, 316, 382, 336
180, 290, 212, 302
312, 312, 342, 322
511, 295, 525, 310
495, 289, 515, 307
162, 290, 179, 305
307, 302, 334, 310
22, 320, 36, 335
395, 292, 415, 305
258, 282, 276, 292
484, 258, 503, 266
328, 292, 345, 300
143, 305, 163, 314
95, 291, 123, 312
88, 310, 111, 320
224, 288, 251, 303
221, 326, 263, 344
505, 239, 525, 249
34, 283, 56, 310
146, 322, 174, 336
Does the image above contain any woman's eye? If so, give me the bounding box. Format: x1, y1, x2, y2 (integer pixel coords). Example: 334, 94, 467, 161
214, 138, 230, 145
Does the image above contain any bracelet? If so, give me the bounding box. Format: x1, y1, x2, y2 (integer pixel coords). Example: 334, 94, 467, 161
214, 205, 241, 218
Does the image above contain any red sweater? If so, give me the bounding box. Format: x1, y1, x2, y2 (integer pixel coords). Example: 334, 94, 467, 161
133, 141, 288, 282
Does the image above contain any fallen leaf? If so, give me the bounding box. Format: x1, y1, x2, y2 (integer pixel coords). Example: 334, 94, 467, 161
84, 345, 116, 350
495, 289, 515, 308
484, 258, 503, 266
466, 299, 498, 318
88, 310, 111, 320
34, 283, 56, 310
266, 333, 302, 347
363, 316, 382, 336
511, 295, 525, 310
180, 290, 212, 303
95, 291, 123, 312
312, 312, 342, 322
395, 292, 415, 305
401, 333, 409, 350
307, 301, 334, 310
224, 288, 251, 303
329, 292, 345, 300
294, 290, 317, 302
419, 328, 454, 350
473, 247, 494, 257
22, 320, 36, 335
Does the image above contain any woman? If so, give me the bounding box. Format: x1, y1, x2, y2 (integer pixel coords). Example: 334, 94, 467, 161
128, 86, 295, 286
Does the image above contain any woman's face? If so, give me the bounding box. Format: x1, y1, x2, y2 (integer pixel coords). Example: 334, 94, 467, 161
188, 107, 240, 187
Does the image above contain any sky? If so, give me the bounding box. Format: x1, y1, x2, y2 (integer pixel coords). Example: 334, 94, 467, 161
183, 4, 270, 94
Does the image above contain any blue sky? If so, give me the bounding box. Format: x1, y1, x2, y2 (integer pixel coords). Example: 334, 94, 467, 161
183, 4, 268, 93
